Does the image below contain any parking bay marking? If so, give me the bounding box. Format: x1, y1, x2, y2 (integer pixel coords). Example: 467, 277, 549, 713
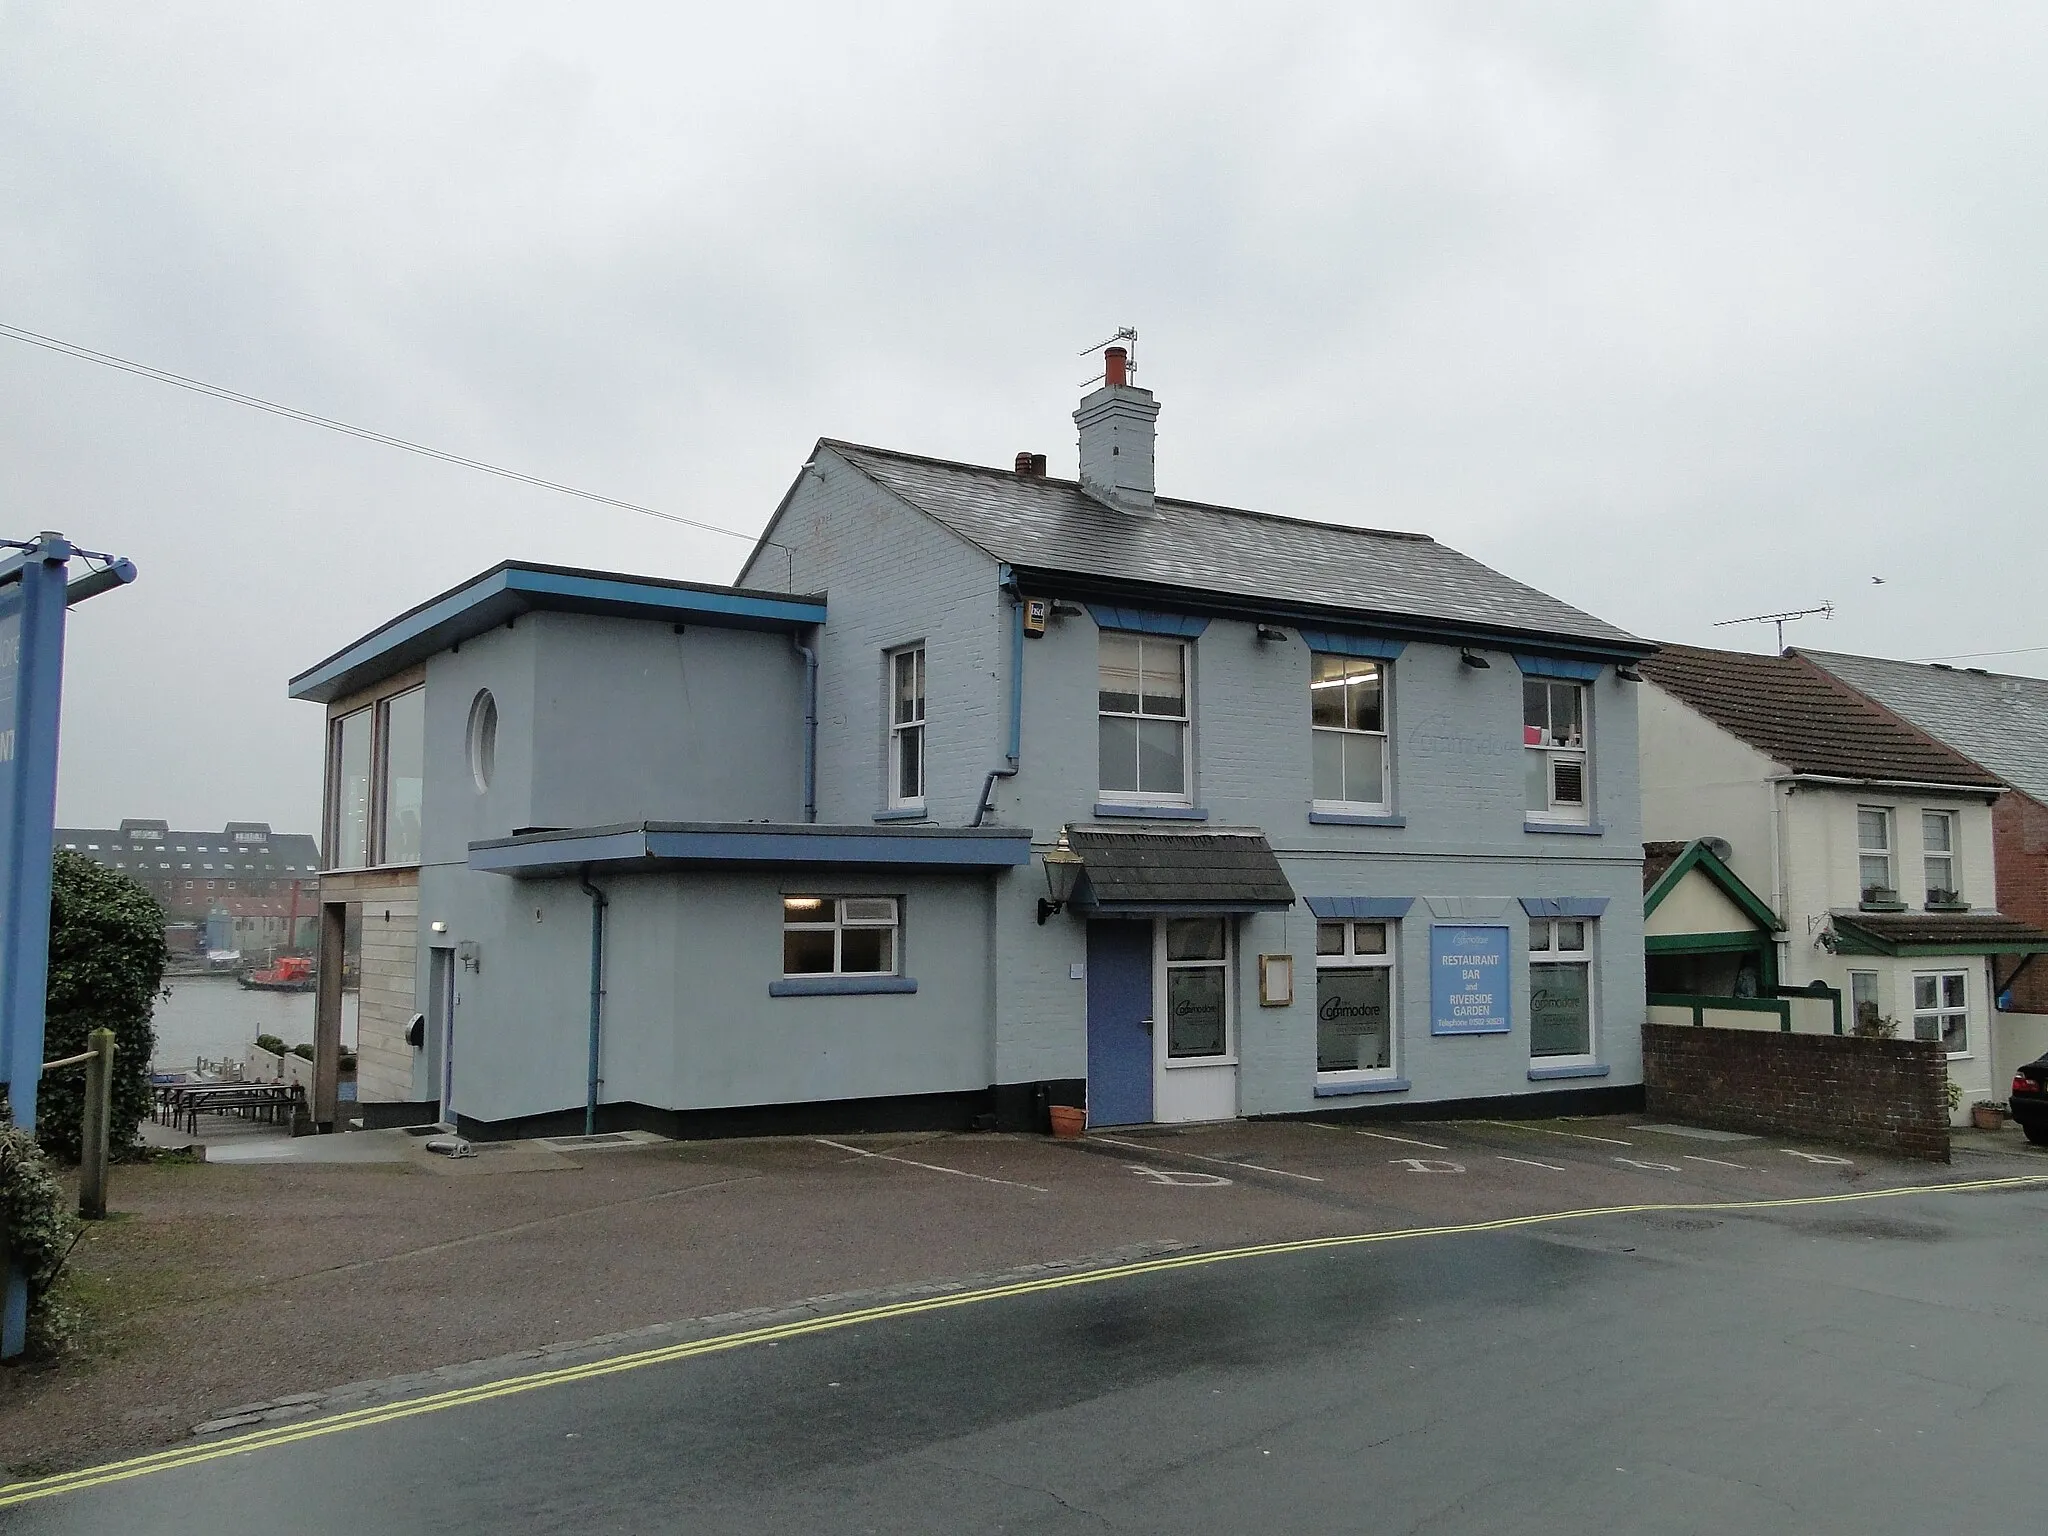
1614, 1157, 1683, 1173
1498, 1155, 1569, 1172
1391, 1158, 1466, 1174
1355, 1129, 1449, 1151
814, 1139, 1049, 1193
14, 1172, 2047, 1513
1090, 1135, 1324, 1182
1127, 1165, 1234, 1187
1686, 1155, 1753, 1170
1481, 1120, 1633, 1146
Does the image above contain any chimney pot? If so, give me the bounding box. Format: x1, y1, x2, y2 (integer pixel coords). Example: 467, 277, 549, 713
1104, 346, 1128, 388
1015, 451, 1049, 477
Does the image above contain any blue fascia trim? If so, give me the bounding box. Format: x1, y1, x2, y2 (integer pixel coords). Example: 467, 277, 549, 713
1518, 896, 1611, 919
1085, 604, 1210, 638
769, 976, 919, 997
1304, 896, 1416, 920
1308, 811, 1406, 828
1314, 1077, 1412, 1098
1513, 654, 1605, 681
1527, 1062, 1611, 1081
1093, 803, 1209, 821
1524, 820, 1606, 837
1296, 629, 1406, 661
288, 563, 828, 702
872, 807, 928, 822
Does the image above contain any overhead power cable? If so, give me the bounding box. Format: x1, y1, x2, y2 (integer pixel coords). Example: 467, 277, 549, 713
0, 320, 764, 547
1906, 643, 2048, 664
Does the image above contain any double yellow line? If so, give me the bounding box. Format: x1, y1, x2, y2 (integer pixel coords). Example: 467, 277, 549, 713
7, 1170, 2043, 1510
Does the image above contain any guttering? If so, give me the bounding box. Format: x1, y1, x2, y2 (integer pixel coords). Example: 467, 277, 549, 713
579, 869, 608, 1137
1769, 773, 2005, 798
971, 569, 1024, 827
794, 630, 819, 823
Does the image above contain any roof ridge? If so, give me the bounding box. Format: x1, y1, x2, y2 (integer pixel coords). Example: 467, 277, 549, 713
822, 438, 1437, 544
1796, 645, 2048, 689
1784, 652, 2007, 786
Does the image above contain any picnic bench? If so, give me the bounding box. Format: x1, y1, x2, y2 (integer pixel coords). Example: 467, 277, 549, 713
156, 1080, 306, 1136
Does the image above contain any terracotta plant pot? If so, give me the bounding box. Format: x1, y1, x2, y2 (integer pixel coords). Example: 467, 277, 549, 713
1971, 1104, 2004, 1131
1047, 1104, 1086, 1139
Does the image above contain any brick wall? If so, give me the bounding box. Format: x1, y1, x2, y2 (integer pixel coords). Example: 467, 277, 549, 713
1642, 1023, 1949, 1161
1994, 791, 2048, 1013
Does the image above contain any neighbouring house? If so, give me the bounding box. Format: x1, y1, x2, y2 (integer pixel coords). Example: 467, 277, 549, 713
54, 820, 322, 958
1638, 644, 2048, 1121
289, 348, 1656, 1137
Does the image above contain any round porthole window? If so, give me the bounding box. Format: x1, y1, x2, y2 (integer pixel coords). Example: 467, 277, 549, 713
467, 689, 497, 792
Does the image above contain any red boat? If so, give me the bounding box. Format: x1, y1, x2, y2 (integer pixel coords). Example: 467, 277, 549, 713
237, 955, 317, 992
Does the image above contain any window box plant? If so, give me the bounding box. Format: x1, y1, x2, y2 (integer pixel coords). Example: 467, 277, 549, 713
1859, 885, 1904, 912
1926, 889, 1970, 912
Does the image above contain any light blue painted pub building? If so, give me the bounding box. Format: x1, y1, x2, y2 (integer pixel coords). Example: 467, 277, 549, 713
290, 352, 1654, 1137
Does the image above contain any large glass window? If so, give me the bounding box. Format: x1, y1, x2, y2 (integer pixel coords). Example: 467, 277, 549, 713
1099, 634, 1188, 801
1912, 970, 1968, 1056
1523, 681, 1589, 823
1857, 807, 1894, 902
1164, 917, 1227, 1058
782, 896, 900, 976
331, 708, 372, 868
1529, 918, 1594, 1061
1311, 656, 1389, 810
1922, 811, 1958, 905
378, 687, 426, 866
1316, 920, 1395, 1078
889, 646, 926, 808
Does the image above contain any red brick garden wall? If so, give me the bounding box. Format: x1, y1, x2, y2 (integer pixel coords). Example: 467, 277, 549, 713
1642, 1024, 1950, 1162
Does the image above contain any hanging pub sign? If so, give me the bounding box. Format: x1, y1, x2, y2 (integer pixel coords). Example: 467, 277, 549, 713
1429, 924, 1511, 1034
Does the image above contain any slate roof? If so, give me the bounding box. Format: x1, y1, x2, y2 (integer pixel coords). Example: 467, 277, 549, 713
824, 442, 1648, 654
1830, 910, 2048, 954
1643, 841, 1688, 893
1798, 649, 2048, 805
1639, 644, 2002, 789
57, 822, 323, 877
1066, 828, 1296, 912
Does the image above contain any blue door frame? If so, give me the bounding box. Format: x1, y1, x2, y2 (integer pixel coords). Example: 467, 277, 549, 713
1086, 919, 1153, 1126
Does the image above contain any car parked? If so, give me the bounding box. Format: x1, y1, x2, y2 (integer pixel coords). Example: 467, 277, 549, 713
2011, 1054, 2048, 1146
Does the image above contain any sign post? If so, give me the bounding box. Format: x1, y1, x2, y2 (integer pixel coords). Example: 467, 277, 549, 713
0, 532, 135, 1358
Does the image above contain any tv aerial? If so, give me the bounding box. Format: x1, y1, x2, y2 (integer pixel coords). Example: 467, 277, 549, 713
1078, 326, 1138, 387
1713, 602, 1834, 651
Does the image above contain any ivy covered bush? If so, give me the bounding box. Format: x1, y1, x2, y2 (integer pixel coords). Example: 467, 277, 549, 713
37, 851, 165, 1163
0, 1125, 80, 1356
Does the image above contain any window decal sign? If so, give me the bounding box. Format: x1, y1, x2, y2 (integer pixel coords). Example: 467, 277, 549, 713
1430, 924, 1510, 1035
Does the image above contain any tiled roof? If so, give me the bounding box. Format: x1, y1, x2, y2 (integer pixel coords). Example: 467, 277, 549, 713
1643, 841, 1688, 893
1639, 644, 2002, 788
1798, 649, 2048, 805
1831, 910, 2048, 953
1067, 829, 1296, 911
826, 442, 1647, 652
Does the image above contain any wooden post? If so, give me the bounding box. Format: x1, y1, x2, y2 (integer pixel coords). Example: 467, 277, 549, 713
313, 902, 345, 1131
78, 1028, 116, 1219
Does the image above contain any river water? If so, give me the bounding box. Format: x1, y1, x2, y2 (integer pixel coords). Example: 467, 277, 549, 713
149, 974, 358, 1073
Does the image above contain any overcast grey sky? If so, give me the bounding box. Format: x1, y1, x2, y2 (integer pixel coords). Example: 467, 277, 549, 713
5, 2, 2045, 834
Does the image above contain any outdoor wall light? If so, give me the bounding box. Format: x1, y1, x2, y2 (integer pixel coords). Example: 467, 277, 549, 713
430, 920, 448, 934
1460, 649, 1491, 669
1038, 833, 1083, 925
1614, 665, 1643, 682
1256, 624, 1289, 643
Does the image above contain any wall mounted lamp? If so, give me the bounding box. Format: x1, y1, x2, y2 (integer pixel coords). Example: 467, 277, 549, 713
1614, 665, 1643, 682
1038, 832, 1083, 924
430, 920, 448, 934
1459, 649, 1491, 669
1256, 624, 1289, 643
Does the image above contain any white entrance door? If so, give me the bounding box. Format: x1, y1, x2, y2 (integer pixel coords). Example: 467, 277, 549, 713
1153, 916, 1240, 1122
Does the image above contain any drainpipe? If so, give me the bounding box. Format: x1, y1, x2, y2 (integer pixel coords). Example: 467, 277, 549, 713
579, 869, 608, 1137
971, 572, 1025, 826
793, 629, 818, 823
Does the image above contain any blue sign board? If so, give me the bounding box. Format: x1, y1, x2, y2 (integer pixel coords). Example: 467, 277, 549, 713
1430, 924, 1511, 1035
0, 534, 134, 1358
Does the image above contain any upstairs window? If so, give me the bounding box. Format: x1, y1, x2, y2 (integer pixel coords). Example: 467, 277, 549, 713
1311, 656, 1389, 812
1099, 634, 1188, 802
377, 687, 426, 866
888, 646, 926, 808
783, 896, 900, 977
1523, 681, 1588, 823
331, 708, 373, 868
1921, 811, 1959, 906
1857, 807, 1895, 905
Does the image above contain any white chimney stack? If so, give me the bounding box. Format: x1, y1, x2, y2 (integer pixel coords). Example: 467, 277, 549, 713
1074, 345, 1159, 515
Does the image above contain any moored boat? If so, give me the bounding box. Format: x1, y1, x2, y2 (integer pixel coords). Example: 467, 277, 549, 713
236, 954, 317, 992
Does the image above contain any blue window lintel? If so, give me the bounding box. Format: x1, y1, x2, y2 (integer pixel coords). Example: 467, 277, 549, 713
1305, 896, 1416, 920
1518, 896, 1610, 919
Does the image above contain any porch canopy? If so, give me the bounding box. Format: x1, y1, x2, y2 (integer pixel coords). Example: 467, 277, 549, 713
470, 822, 1032, 878
1827, 910, 2048, 958
1066, 828, 1295, 916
